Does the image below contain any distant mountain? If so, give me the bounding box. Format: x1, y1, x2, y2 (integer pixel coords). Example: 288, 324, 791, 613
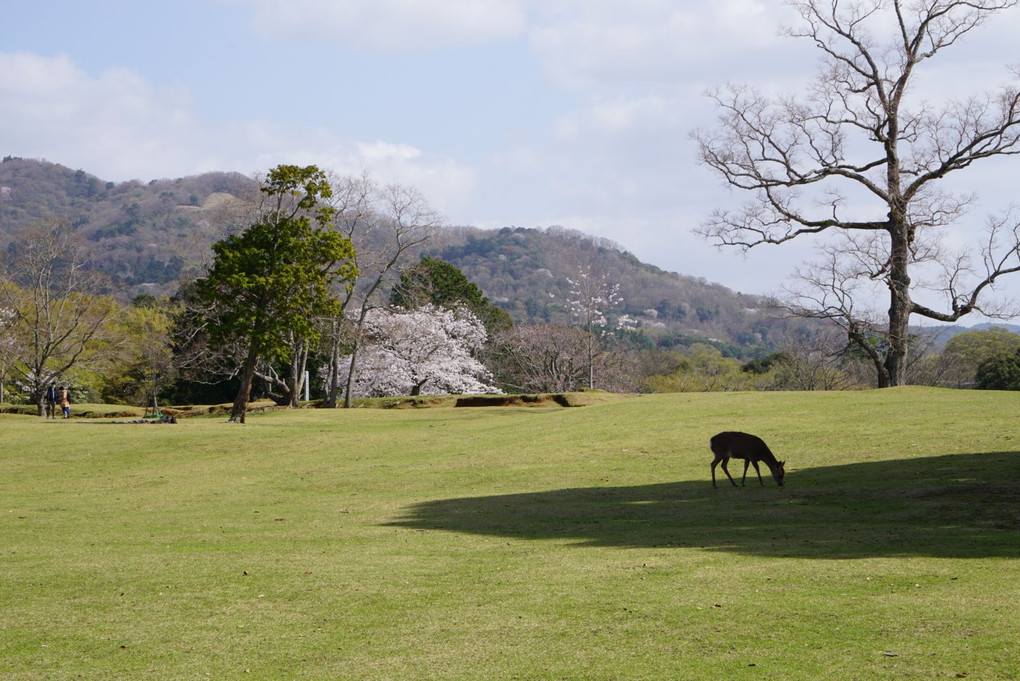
0, 157, 814, 354
0, 156, 255, 297
914, 321, 1020, 348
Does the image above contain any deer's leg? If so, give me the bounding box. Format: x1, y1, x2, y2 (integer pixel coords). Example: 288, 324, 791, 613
741, 459, 751, 486
720, 458, 738, 487
750, 461, 764, 486
709, 456, 734, 489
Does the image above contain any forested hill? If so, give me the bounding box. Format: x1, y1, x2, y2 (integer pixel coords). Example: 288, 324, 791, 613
1, 157, 796, 353
427, 226, 785, 349
0, 157, 255, 296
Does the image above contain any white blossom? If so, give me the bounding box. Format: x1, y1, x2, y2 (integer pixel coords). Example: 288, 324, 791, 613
566, 266, 623, 329
564, 265, 624, 389
339, 304, 501, 398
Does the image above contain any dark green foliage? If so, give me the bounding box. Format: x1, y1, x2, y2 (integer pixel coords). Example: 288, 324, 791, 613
656, 298, 687, 321
612, 327, 656, 351
742, 352, 791, 375
131, 293, 159, 309
124, 255, 184, 286
160, 375, 238, 406
655, 333, 743, 358
391, 256, 513, 334
975, 348, 1020, 390
197, 165, 356, 365
392, 256, 484, 309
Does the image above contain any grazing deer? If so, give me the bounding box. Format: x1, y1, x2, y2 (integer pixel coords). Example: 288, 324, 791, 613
710, 431, 785, 488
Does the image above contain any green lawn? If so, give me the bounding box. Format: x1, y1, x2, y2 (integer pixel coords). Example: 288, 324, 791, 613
2, 388, 1017, 680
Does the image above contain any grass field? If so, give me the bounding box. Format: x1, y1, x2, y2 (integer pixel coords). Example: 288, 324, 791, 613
1, 388, 1017, 680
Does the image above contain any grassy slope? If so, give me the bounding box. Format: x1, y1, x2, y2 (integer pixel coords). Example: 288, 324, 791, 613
1, 388, 1017, 680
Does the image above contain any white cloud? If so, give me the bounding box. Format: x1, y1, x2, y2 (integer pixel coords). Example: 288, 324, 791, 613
0, 51, 475, 215
243, 0, 527, 50
349, 142, 477, 217
526, 1, 791, 89
554, 95, 688, 141
234, 0, 796, 86
0, 52, 205, 179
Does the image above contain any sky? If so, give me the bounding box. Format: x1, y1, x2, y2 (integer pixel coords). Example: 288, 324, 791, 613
2, 0, 1019, 318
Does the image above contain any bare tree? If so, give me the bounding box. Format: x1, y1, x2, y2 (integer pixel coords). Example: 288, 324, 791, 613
321, 174, 373, 408
767, 327, 863, 391
488, 323, 636, 394
489, 324, 591, 393
0, 220, 115, 413
694, 0, 1020, 387
322, 175, 442, 408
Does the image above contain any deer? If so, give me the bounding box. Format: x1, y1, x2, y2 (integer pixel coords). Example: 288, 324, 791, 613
710, 431, 785, 488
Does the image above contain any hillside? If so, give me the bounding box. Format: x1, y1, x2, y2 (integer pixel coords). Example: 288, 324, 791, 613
0, 156, 255, 297
427, 225, 795, 350
1, 157, 805, 353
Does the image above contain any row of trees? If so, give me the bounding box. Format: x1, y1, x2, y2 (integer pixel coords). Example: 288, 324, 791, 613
1, 165, 635, 416
3, 204, 1019, 415
640, 326, 1020, 393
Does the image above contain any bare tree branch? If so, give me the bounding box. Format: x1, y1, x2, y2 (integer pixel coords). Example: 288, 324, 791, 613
695, 0, 1020, 385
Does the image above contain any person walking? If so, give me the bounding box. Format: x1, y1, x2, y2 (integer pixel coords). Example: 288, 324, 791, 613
45, 382, 59, 419
60, 386, 71, 419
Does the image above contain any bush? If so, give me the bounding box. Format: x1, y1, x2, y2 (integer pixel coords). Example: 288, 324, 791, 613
975, 348, 1020, 390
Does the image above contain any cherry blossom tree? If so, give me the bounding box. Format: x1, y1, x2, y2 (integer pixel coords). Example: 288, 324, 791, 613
339, 304, 501, 398
321, 176, 442, 408
566, 265, 623, 389
0, 305, 14, 402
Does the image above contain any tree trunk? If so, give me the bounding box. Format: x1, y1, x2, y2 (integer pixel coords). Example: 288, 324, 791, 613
586, 324, 595, 390
343, 308, 372, 408
230, 344, 259, 423
286, 341, 308, 408
343, 334, 361, 408
151, 376, 160, 416
324, 320, 342, 408
884, 222, 913, 387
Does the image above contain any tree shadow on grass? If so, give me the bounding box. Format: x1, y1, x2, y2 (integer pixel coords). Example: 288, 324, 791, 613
388, 451, 1020, 559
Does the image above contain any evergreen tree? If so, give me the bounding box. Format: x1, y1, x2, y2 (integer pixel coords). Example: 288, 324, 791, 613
196, 165, 357, 422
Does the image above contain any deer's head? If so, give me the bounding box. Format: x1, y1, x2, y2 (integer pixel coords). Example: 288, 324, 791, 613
772, 461, 786, 487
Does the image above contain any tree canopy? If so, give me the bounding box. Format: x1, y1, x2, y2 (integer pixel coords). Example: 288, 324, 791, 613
976, 348, 1020, 390
340, 304, 499, 398
390, 256, 512, 335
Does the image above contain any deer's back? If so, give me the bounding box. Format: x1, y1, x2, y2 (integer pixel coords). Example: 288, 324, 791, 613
710, 431, 772, 461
